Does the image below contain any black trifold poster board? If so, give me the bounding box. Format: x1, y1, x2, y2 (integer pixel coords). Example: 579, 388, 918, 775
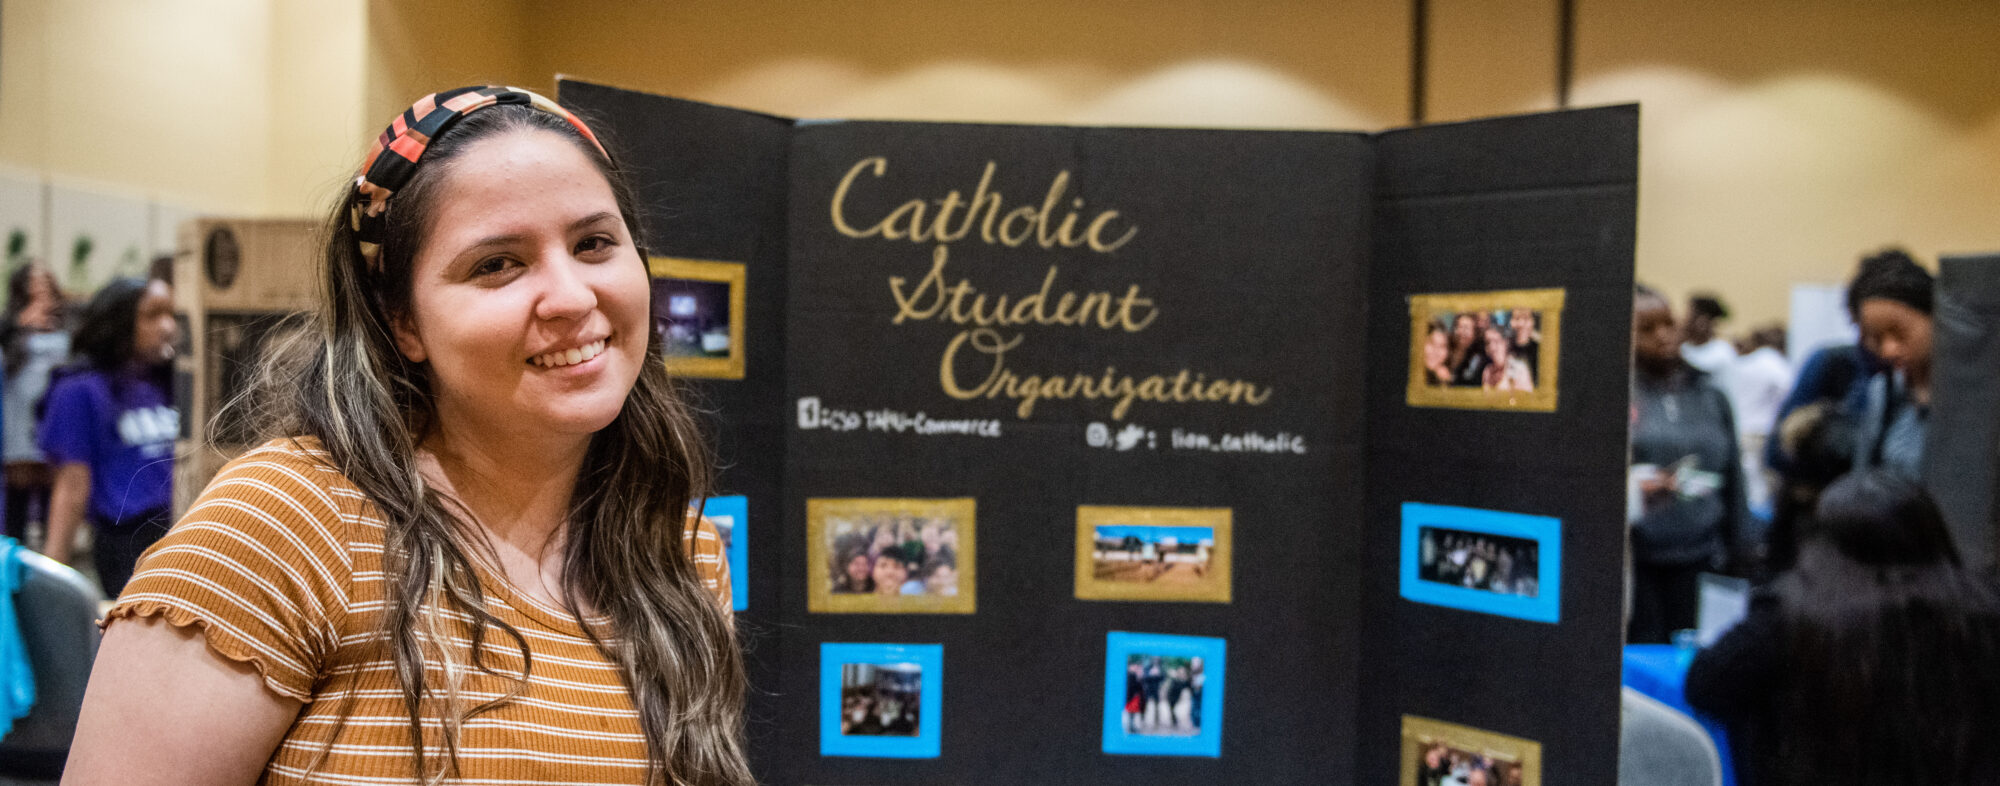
1929, 254, 2000, 572
560, 79, 1636, 786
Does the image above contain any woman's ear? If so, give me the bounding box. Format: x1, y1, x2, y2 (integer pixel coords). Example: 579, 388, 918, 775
391, 312, 427, 363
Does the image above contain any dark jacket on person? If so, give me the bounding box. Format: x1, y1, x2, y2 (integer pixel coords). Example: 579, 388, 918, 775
1762, 344, 1874, 474
1631, 365, 1755, 568
1851, 372, 1925, 481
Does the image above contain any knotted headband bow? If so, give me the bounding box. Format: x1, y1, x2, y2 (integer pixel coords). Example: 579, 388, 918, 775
350, 86, 609, 270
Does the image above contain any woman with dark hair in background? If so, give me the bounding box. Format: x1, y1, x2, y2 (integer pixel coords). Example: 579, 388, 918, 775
35, 275, 177, 595
63, 87, 751, 785
1687, 470, 2000, 786
1845, 248, 1933, 479
1761, 399, 1856, 575
1628, 284, 1753, 643
1, 262, 71, 544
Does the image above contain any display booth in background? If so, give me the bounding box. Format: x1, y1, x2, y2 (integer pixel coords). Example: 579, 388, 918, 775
171, 218, 319, 516
560, 79, 1636, 785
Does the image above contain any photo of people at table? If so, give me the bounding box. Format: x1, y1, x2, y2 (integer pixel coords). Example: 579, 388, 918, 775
1120, 653, 1207, 736
1416, 526, 1539, 598
1418, 305, 1543, 393
837, 661, 924, 738
826, 510, 963, 598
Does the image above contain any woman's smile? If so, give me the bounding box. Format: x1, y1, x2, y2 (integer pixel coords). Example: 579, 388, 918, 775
529, 336, 610, 369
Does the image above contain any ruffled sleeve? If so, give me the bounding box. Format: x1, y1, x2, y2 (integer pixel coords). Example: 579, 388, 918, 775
106, 440, 354, 702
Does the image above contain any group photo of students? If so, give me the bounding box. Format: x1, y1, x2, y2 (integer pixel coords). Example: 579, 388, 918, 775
1419, 307, 1542, 393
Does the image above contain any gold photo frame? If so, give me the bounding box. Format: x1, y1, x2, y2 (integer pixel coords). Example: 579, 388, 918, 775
647, 256, 747, 380
1406, 288, 1565, 412
1400, 715, 1543, 786
1074, 506, 1232, 603
808, 497, 977, 615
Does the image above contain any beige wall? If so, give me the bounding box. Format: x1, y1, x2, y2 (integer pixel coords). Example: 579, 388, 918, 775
516, 0, 1408, 130
365, 0, 533, 140
4, 0, 1995, 328
0, 0, 365, 217
1571, 0, 2000, 330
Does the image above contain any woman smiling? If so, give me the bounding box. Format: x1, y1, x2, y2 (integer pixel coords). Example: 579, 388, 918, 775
62, 87, 751, 786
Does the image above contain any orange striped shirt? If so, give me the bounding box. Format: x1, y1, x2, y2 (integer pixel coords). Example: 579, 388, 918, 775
107, 437, 731, 785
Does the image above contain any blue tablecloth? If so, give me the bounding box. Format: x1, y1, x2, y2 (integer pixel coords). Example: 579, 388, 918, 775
1622, 644, 1735, 786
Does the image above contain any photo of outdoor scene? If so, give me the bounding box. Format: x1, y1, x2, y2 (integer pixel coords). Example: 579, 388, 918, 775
1075, 506, 1231, 603
1091, 525, 1215, 586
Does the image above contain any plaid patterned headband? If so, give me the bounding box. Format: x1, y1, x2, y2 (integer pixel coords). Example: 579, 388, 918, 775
350, 85, 609, 270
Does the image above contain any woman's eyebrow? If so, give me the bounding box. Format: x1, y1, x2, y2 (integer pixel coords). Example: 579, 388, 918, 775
570, 211, 619, 231
456, 213, 622, 257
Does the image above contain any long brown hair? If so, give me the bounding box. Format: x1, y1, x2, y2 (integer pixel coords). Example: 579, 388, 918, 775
238, 104, 751, 785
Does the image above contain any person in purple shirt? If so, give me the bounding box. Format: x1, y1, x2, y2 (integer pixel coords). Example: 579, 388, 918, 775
37, 276, 179, 596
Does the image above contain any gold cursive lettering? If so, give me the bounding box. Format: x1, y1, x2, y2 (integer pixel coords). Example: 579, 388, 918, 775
830, 158, 1138, 255
889, 247, 1158, 331
830, 157, 888, 238
938, 327, 1273, 420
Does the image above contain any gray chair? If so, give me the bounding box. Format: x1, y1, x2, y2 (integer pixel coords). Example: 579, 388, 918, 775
1618, 686, 1724, 786
0, 551, 103, 784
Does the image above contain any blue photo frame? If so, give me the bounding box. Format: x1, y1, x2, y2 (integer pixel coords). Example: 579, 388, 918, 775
1399, 502, 1561, 624
820, 643, 943, 759
1101, 631, 1226, 758
699, 495, 749, 611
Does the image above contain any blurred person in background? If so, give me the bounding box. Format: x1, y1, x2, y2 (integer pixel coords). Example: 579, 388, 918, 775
1630, 284, 1754, 643
1758, 339, 1878, 573
1845, 248, 1933, 480
1679, 292, 1736, 375
1726, 325, 1793, 521
1687, 470, 2000, 786
1, 262, 71, 545
1761, 400, 1856, 575
36, 276, 178, 596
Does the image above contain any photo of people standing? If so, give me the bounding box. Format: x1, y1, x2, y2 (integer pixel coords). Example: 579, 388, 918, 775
1416, 526, 1539, 598
1121, 654, 1205, 737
